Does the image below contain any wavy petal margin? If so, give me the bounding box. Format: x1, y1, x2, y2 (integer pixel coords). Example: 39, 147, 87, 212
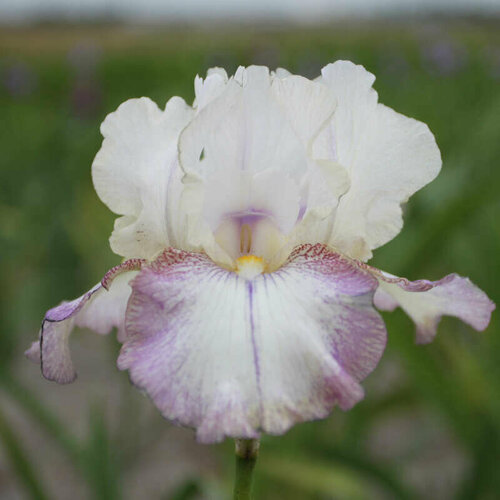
371, 270, 495, 343
118, 244, 386, 443
25, 259, 145, 383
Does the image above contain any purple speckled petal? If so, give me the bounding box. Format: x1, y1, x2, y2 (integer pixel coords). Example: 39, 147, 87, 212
118, 244, 386, 443
372, 269, 495, 343
26, 259, 144, 384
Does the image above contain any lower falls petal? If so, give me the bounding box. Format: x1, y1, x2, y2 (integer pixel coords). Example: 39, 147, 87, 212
118, 244, 387, 443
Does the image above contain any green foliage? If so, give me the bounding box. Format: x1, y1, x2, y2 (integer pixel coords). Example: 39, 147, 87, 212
0, 406, 49, 500
0, 21, 499, 499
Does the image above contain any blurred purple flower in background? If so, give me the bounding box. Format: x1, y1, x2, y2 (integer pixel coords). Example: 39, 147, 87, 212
3, 61, 37, 97
421, 39, 467, 77
67, 42, 102, 119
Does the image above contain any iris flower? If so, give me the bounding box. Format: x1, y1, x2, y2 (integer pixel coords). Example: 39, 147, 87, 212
27, 62, 494, 445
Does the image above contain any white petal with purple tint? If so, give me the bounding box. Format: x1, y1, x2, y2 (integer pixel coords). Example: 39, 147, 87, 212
75, 270, 137, 342
26, 259, 144, 384
373, 271, 495, 343
118, 244, 386, 443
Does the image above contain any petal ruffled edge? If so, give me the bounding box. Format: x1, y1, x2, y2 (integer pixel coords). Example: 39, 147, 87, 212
319, 61, 442, 261
118, 244, 386, 443
359, 264, 496, 343
92, 97, 194, 260
25, 258, 145, 384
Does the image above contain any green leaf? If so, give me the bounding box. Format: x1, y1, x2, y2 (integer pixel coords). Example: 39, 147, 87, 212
0, 406, 49, 500
82, 405, 122, 500
260, 454, 385, 499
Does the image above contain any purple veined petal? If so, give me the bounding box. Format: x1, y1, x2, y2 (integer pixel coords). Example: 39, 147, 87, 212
366, 266, 495, 344
25, 258, 145, 384
118, 244, 387, 443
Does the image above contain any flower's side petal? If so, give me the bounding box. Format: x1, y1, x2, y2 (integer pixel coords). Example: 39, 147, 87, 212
27, 260, 144, 384
372, 271, 495, 343
320, 61, 442, 260
92, 96, 194, 259
119, 244, 386, 443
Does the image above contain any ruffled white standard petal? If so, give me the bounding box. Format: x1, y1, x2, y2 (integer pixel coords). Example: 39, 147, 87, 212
179, 66, 355, 267
92, 96, 194, 259
194, 67, 228, 111
118, 244, 386, 443
179, 66, 316, 264
271, 67, 292, 79
180, 66, 308, 181
271, 74, 336, 150
372, 271, 495, 343
270, 73, 352, 252
319, 61, 442, 260
25, 259, 144, 383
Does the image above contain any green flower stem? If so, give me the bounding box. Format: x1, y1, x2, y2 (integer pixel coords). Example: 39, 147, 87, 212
233, 439, 259, 500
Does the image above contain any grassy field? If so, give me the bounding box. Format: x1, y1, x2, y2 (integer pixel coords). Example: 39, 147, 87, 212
0, 21, 499, 499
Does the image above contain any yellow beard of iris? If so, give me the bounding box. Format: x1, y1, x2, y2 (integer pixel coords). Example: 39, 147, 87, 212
235, 255, 266, 279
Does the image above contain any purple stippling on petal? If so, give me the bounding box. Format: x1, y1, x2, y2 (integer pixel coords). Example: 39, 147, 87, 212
102, 258, 146, 290
45, 284, 102, 323
345, 254, 494, 343
40, 283, 102, 383
119, 244, 386, 443
30, 258, 145, 384
372, 269, 495, 344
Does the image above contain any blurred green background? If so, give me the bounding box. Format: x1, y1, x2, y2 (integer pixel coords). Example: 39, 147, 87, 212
1, 20, 499, 500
